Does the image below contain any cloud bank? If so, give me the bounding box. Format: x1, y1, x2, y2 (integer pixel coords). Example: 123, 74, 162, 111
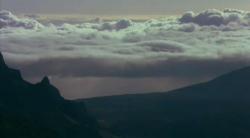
0, 10, 44, 29
180, 9, 250, 26
1, 9, 250, 80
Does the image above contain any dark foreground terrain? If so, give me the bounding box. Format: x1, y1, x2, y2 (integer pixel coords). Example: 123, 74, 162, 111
85, 65, 250, 138
2, 49, 250, 138
0, 52, 102, 138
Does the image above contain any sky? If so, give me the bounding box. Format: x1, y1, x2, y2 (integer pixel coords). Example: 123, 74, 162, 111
1, 1, 250, 99
2, 0, 250, 15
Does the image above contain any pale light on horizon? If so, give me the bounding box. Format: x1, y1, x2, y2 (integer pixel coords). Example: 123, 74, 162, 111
2, 0, 250, 15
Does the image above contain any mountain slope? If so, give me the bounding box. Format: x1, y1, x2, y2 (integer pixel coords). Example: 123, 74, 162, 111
0, 52, 101, 138
85, 66, 250, 138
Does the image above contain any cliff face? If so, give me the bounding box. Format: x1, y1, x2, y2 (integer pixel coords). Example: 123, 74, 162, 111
0, 52, 101, 138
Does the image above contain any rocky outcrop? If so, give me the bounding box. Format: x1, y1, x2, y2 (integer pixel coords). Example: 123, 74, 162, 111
0, 52, 101, 138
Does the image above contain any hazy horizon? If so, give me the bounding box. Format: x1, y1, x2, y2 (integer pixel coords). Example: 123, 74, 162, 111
2, 0, 250, 15
1, 0, 250, 99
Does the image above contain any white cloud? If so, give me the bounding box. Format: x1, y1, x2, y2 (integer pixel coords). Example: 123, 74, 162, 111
0, 10, 44, 29
1, 9, 250, 79
180, 9, 250, 27
98, 19, 133, 31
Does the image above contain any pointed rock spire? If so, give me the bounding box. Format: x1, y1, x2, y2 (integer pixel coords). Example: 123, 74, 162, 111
40, 76, 51, 85
0, 52, 7, 68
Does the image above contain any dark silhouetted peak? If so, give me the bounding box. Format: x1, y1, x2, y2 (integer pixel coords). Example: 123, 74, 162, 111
0, 52, 7, 68
0, 52, 23, 81
0, 51, 102, 138
40, 76, 50, 85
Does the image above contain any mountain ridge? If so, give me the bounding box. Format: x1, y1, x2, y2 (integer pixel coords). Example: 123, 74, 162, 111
85, 64, 250, 138
0, 52, 102, 138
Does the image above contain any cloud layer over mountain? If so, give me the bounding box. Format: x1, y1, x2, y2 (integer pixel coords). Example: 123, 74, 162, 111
1, 9, 250, 98
180, 9, 250, 26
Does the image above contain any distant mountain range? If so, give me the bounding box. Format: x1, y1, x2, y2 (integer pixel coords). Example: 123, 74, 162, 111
85, 64, 250, 138
0, 52, 102, 138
